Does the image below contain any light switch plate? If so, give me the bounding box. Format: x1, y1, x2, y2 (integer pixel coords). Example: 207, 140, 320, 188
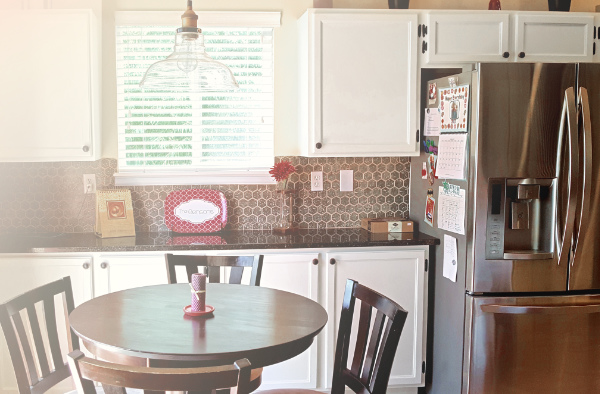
340, 170, 353, 192
311, 171, 323, 191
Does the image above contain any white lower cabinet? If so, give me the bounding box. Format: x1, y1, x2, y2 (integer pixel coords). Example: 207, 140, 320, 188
324, 249, 427, 389
0, 255, 93, 394
258, 252, 320, 390
93, 254, 167, 296
0, 246, 428, 394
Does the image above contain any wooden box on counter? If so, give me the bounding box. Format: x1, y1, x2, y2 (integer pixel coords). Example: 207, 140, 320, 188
361, 217, 414, 233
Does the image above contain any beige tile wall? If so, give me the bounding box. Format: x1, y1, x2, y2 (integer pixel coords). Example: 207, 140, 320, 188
0, 157, 410, 234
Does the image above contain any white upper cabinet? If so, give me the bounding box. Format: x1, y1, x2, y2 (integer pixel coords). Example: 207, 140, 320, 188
514, 13, 594, 62
0, 9, 100, 162
299, 9, 419, 157
426, 12, 510, 63
425, 11, 595, 64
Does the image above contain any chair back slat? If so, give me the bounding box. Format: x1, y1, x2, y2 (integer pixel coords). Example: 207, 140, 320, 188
331, 279, 409, 394
165, 254, 264, 286
26, 305, 51, 378
0, 276, 79, 394
350, 302, 371, 376
12, 313, 40, 385
207, 265, 221, 283
42, 297, 63, 371
185, 264, 200, 282
228, 266, 244, 284
0, 307, 30, 393
62, 279, 79, 354
360, 309, 385, 386
67, 350, 252, 394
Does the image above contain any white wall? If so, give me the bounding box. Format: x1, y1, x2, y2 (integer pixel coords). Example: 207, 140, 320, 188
102, 0, 598, 159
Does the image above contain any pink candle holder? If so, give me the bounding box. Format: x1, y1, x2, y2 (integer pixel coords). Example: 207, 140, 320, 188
191, 273, 206, 312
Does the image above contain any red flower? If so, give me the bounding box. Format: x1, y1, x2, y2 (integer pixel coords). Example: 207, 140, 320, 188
269, 161, 296, 185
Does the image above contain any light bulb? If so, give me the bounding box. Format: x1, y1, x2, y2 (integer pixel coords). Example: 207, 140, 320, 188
177, 56, 198, 73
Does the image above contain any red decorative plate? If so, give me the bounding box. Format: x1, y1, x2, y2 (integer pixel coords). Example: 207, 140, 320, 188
183, 304, 215, 317
165, 189, 227, 233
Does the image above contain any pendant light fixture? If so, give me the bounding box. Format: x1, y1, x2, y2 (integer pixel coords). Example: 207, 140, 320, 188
139, 0, 239, 92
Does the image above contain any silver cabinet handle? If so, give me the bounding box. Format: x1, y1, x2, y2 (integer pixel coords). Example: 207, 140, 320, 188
100, 262, 108, 269
481, 303, 600, 315
82, 262, 90, 269
82, 145, 89, 152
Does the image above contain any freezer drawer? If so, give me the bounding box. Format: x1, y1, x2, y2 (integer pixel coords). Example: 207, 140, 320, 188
464, 294, 600, 394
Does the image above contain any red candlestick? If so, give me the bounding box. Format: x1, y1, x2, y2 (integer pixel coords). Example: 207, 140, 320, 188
191, 273, 206, 312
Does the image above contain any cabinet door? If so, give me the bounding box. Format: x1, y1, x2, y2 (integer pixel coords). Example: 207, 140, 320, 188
514, 14, 594, 62
324, 249, 426, 388
257, 253, 320, 390
0, 256, 93, 394
304, 11, 419, 156
426, 12, 510, 63
93, 254, 168, 296
0, 9, 98, 162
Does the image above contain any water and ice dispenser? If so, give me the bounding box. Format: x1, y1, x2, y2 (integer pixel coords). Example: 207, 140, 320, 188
485, 178, 556, 260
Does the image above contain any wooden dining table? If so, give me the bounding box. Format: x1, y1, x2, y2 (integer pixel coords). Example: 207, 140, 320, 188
69, 283, 328, 392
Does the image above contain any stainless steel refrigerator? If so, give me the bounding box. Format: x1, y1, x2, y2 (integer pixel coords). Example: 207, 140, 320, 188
410, 63, 600, 394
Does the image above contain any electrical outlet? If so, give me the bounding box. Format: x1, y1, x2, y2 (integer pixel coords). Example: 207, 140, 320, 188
311, 171, 323, 191
83, 174, 96, 194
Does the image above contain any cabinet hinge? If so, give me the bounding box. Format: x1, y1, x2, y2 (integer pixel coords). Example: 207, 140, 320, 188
425, 258, 428, 272
416, 130, 420, 143
422, 361, 426, 374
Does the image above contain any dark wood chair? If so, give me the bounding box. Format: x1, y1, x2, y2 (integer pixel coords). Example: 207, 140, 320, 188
260, 279, 409, 394
0, 276, 79, 394
67, 349, 252, 394
165, 253, 265, 393
165, 254, 264, 286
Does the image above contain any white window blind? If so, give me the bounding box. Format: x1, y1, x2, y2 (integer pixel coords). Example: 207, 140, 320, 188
115, 13, 277, 182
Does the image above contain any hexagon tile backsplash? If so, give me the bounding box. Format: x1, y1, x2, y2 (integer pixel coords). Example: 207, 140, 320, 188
0, 157, 410, 234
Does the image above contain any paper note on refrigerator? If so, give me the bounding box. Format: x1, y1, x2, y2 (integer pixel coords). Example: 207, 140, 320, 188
443, 234, 458, 282
438, 185, 466, 235
424, 108, 441, 136
436, 134, 468, 179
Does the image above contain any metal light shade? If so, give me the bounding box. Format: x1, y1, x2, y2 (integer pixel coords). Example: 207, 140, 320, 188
139, 1, 238, 92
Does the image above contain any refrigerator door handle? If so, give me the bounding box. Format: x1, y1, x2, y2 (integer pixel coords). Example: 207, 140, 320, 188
481, 303, 600, 315
555, 87, 579, 267
572, 87, 593, 266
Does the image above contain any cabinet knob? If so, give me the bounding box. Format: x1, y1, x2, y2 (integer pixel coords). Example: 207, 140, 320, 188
502, 52, 509, 58
518, 52, 525, 58
422, 24, 428, 37
329, 258, 336, 265
312, 258, 319, 265
82, 262, 90, 269
100, 262, 108, 269
422, 41, 428, 54
315, 142, 322, 149
82, 145, 89, 152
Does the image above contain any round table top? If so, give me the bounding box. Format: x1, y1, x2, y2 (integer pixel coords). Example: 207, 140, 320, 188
69, 283, 328, 368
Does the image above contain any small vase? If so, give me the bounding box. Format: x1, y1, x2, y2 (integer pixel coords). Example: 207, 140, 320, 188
488, 0, 501, 10
388, 0, 409, 9
274, 189, 298, 234
548, 0, 570, 11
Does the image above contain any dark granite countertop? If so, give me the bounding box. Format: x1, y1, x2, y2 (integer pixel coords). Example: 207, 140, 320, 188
0, 228, 439, 254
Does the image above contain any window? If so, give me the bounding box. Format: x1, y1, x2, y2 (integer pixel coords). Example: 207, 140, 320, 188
114, 12, 280, 185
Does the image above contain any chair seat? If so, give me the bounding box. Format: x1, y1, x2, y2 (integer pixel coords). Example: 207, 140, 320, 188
258, 390, 321, 394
